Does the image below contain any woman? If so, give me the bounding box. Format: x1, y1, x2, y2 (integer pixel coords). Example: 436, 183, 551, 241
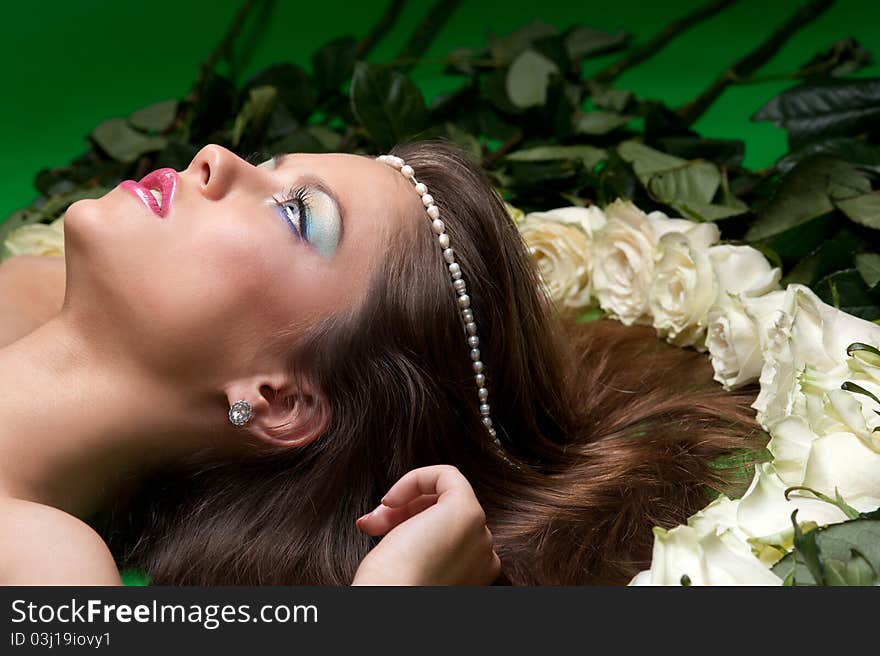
0, 140, 761, 585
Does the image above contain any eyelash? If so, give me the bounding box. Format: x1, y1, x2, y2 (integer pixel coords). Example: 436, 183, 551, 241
272, 185, 312, 242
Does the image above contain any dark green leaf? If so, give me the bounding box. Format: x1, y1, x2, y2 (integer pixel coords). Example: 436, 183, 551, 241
311, 36, 357, 96
798, 38, 873, 79
505, 50, 559, 109
836, 193, 880, 229
243, 63, 315, 121
855, 253, 880, 288
487, 20, 557, 64
562, 26, 628, 61
349, 62, 428, 150
752, 77, 880, 148
128, 100, 179, 133
781, 228, 859, 286
188, 72, 236, 142
444, 123, 482, 161
815, 269, 880, 320
776, 137, 880, 175
746, 155, 869, 241
90, 118, 167, 163
655, 136, 744, 169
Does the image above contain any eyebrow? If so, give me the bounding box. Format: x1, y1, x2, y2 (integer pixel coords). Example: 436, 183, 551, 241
272, 153, 346, 248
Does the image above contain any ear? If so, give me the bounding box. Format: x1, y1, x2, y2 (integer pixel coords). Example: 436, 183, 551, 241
224, 373, 329, 448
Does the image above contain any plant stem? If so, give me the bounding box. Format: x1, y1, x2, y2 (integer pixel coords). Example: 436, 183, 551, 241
184, 0, 262, 106
590, 0, 738, 84
481, 130, 523, 169
355, 0, 407, 59
677, 0, 835, 126
395, 0, 464, 72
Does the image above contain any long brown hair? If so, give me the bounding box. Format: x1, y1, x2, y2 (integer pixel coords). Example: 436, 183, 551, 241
103, 140, 765, 585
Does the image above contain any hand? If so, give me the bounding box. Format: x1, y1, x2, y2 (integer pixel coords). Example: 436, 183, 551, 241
351, 465, 501, 586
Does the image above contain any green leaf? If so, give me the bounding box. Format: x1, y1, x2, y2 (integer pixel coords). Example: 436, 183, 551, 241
562, 25, 628, 61
752, 77, 880, 148
617, 141, 746, 221
773, 515, 880, 585
444, 123, 482, 161
574, 111, 633, 135
350, 62, 428, 150
506, 145, 607, 172
487, 20, 557, 64
836, 193, 880, 230
90, 118, 167, 164
781, 228, 859, 287
311, 36, 357, 96
128, 100, 178, 133
815, 269, 880, 320
586, 82, 635, 113
855, 253, 880, 288
745, 155, 870, 241
231, 85, 278, 148
776, 137, 880, 175
792, 511, 825, 585
505, 50, 559, 109
243, 63, 315, 121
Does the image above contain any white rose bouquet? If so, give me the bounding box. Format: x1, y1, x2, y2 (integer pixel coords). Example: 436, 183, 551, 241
516, 197, 880, 586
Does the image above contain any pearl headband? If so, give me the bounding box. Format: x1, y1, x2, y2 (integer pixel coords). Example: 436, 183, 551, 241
376, 154, 500, 450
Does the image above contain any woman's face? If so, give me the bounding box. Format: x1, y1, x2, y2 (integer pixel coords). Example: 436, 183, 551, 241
62, 145, 421, 385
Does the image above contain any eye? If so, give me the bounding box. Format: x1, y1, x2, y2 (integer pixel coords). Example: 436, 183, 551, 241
272, 185, 341, 259
274, 186, 311, 242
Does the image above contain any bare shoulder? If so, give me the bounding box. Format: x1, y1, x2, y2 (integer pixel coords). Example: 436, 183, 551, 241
0, 497, 121, 585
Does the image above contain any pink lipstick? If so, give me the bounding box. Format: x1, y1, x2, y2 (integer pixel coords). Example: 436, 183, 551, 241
120, 168, 179, 218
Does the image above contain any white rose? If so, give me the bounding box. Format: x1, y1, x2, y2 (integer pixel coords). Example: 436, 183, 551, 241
629, 495, 780, 586
753, 285, 880, 428
705, 290, 787, 390
708, 244, 781, 297
518, 206, 605, 311
736, 462, 849, 540
801, 430, 880, 511
648, 226, 720, 348
3, 216, 65, 259
591, 201, 716, 326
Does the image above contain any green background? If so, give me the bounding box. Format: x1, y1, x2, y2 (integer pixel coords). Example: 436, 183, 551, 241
1, 0, 877, 219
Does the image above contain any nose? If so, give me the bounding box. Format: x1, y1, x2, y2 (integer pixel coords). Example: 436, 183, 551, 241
187, 144, 250, 201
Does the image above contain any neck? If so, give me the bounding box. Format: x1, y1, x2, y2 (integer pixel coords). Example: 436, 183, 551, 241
0, 312, 218, 518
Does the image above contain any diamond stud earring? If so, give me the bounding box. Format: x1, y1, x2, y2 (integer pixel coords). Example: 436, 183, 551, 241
228, 399, 254, 426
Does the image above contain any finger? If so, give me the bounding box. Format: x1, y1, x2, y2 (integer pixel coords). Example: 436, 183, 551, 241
355, 494, 439, 536
380, 465, 471, 508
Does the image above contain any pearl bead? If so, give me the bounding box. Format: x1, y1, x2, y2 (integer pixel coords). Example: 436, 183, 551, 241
414, 182, 427, 195
470, 348, 480, 361
421, 194, 434, 207
438, 233, 450, 248
462, 309, 474, 322
448, 263, 460, 276
489, 428, 497, 438
453, 279, 466, 292
473, 360, 484, 374
443, 248, 455, 264
457, 287, 468, 297
458, 294, 470, 309
468, 336, 479, 348
432, 219, 445, 234
480, 404, 490, 416
466, 322, 477, 335
482, 417, 493, 428
475, 373, 485, 386
451, 269, 462, 280
401, 164, 414, 177
478, 387, 488, 401
427, 205, 440, 220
